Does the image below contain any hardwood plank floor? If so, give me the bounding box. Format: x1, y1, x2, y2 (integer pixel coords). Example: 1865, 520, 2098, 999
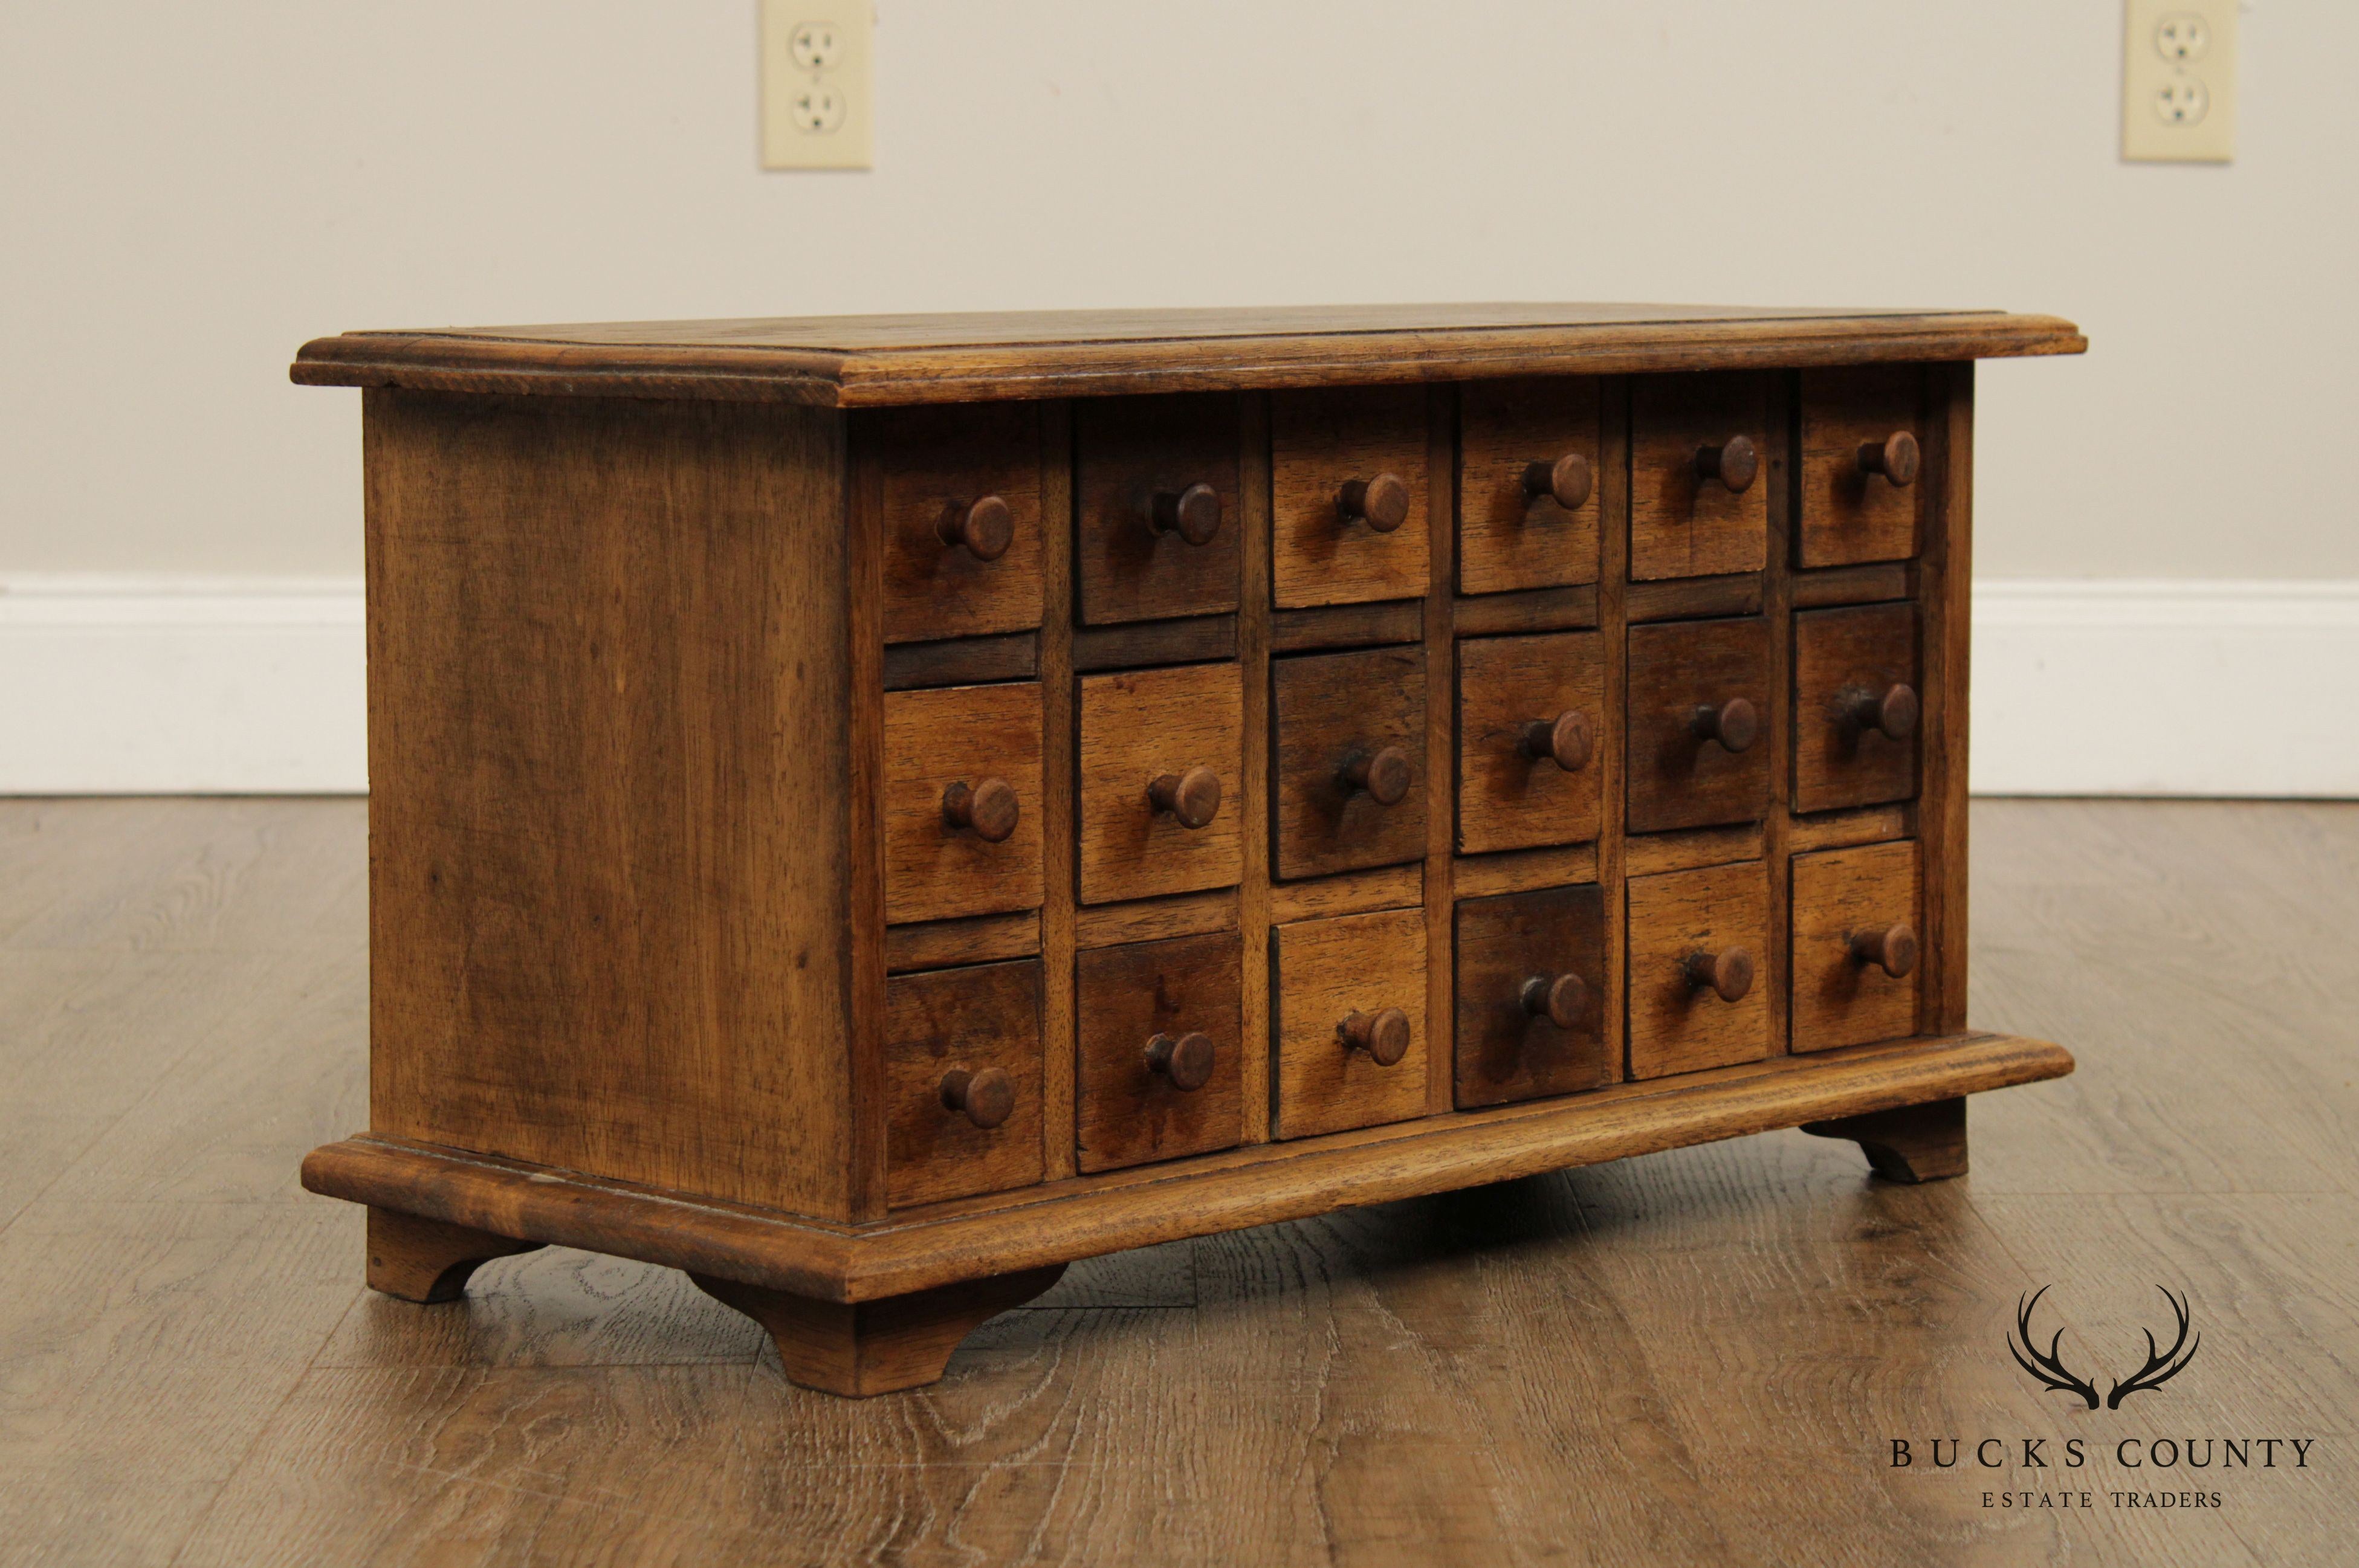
0, 798, 2351, 1566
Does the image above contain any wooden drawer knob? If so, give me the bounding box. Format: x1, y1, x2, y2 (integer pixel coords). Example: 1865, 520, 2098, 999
1519, 972, 1586, 1029
1689, 697, 1759, 753
1849, 923, 1919, 979
941, 777, 1020, 843
1843, 682, 1920, 740
1518, 710, 1594, 772
1693, 435, 1759, 494
1145, 1030, 1217, 1092
936, 495, 1014, 561
1682, 947, 1755, 1004
1337, 1007, 1412, 1066
939, 1066, 1014, 1129
1522, 453, 1593, 512
1146, 483, 1223, 546
1148, 766, 1223, 830
1337, 473, 1411, 533
1338, 745, 1413, 806
1857, 431, 1921, 487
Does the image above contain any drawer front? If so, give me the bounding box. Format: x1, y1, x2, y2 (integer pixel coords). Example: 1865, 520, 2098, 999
1626, 616, 1771, 834
1631, 373, 1771, 582
885, 958, 1043, 1207
1076, 394, 1241, 625
1457, 630, 1605, 854
1272, 645, 1427, 880
1799, 366, 1925, 568
1075, 931, 1244, 1172
1793, 601, 1921, 814
1627, 860, 1770, 1079
1272, 908, 1429, 1140
1791, 839, 1921, 1053
1271, 386, 1430, 610
1458, 378, 1602, 596
876, 404, 1044, 645
883, 682, 1044, 923
1079, 662, 1244, 905
1453, 884, 1608, 1109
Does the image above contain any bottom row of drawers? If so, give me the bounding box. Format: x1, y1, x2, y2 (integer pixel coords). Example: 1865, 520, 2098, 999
885, 840, 1923, 1209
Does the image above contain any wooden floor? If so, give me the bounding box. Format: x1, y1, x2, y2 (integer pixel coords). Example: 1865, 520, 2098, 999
1, 799, 2352, 1567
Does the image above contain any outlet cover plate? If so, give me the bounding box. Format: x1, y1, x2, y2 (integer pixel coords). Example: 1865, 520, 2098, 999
2123, 0, 2237, 163
761, 0, 873, 170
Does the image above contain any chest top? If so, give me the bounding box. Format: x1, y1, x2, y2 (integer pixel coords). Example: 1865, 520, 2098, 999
291, 302, 2084, 407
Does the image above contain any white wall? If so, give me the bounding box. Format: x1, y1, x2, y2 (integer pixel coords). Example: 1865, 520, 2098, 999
2, 1, 2354, 792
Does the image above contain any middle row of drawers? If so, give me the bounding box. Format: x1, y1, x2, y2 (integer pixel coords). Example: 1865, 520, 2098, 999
887, 603, 1923, 923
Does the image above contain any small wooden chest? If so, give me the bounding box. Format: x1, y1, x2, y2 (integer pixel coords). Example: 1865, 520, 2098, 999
293, 304, 2082, 1396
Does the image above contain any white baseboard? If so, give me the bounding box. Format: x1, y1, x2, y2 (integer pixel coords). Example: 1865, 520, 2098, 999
0, 576, 366, 794
1971, 579, 2359, 798
0, 575, 2352, 798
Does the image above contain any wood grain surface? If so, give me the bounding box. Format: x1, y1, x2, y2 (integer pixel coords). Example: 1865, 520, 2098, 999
1457, 378, 1603, 595
1798, 364, 1926, 568
881, 681, 1046, 923
1791, 839, 1923, 1052
25, 797, 2351, 1567
290, 303, 2086, 405
1270, 385, 1431, 609
1626, 615, 1773, 834
1452, 884, 1610, 1108
867, 402, 1045, 642
1629, 372, 1772, 581
1793, 599, 1921, 815
882, 959, 1044, 1209
1074, 932, 1245, 1173
1270, 908, 1431, 1140
1626, 859, 1772, 1079
1077, 662, 1244, 904
1074, 393, 1242, 625
1270, 645, 1428, 880
1456, 630, 1606, 854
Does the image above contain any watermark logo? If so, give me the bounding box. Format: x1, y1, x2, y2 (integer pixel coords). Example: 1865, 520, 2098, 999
2007, 1284, 2200, 1410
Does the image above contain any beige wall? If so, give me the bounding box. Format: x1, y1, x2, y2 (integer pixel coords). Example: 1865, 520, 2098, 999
4, 1, 2351, 579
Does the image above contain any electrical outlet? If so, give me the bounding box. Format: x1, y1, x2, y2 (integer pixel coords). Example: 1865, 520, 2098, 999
2123, 0, 2237, 163
761, 0, 872, 170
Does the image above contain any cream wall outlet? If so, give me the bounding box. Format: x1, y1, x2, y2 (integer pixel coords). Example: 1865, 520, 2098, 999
761, 1, 872, 170
2123, 0, 2238, 163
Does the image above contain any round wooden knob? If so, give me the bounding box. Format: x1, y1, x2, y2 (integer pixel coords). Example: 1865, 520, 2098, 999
1145, 1030, 1217, 1092
1849, 923, 1919, 979
1519, 972, 1586, 1029
1857, 431, 1921, 487
941, 777, 1019, 843
1694, 435, 1759, 493
939, 1066, 1014, 1129
1148, 766, 1223, 830
1517, 711, 1594, 772
1146, 483, 1223, 546
1521, 453, 1594, 511
936, 495, 1013, 561
1690, 697, 1759, 753
1844, 683, 1919, 740
1682, 947, 1755, 1004
1338, 473, 1411, 533
1339, 746, 1413, 806
1338, 1007, 1412, 1066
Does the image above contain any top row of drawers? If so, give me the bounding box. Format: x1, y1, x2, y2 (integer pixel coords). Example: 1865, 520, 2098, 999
877, 368, 1928, 645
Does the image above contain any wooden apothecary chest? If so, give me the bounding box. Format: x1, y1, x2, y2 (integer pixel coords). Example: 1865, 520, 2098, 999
294, 305, 2083, 1396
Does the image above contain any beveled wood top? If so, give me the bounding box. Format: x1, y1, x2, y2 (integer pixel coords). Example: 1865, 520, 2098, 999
292, 302, 2085, 407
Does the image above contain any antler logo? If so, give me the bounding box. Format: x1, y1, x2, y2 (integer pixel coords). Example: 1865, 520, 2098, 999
2007, 1285, 2201, 1410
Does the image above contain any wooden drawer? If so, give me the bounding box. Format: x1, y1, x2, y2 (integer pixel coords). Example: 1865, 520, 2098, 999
875, 403, 1044, 645
1271, 386, 1429, 609
1457, 630, 1605, 854
883, 682, 1044, 923
1457, 378, 1602, 595
1627, 860, 1769, 1079
1793, 601, 1920, 815
1631, 373, 1771, 582
1791, 840, 1921, 1053
1453, 884, 1608, 1109
1075, 393, 1241, 625
1626, 616, 1771, 834
1075, 932, 1244, 1172
1078, 662, 1244, 905
885, 958, 1043, 1207
1271, 645, 1426, 880
1799, 366, 1925, 568
1272, 908, 1429, 1140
